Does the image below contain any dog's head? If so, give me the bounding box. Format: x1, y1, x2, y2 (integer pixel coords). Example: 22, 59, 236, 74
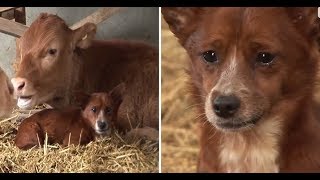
163, 7, 320, 132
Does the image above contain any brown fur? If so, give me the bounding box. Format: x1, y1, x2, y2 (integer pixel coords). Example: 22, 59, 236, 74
12, 14, 159, 138
163, 7, 320, 172
0, 67, 15, 118
15, 84, 125, 150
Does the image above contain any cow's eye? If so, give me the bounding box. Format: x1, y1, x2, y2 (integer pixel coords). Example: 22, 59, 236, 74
48, 49, 57, 55
91, 107, 97, 113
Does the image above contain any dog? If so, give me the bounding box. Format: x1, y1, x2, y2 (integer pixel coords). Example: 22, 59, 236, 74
162, 7, 320, 172
15, 83, 125, 150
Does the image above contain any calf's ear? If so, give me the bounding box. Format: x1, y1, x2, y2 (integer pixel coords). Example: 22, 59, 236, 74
73, 91, 91, 110
72, 23, 97, 49
110, 83, 126, 106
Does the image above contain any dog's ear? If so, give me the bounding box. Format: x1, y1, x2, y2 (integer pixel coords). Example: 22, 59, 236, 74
286, 7, 320, 42
162, 7, 203, 45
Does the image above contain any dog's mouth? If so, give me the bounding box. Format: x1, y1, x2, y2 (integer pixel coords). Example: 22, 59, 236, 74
215, 115, 262, 131
95, 129, 111, 135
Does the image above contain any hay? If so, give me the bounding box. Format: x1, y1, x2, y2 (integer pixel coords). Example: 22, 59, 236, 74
161, 18, 199, 173
0, 106, 158, 173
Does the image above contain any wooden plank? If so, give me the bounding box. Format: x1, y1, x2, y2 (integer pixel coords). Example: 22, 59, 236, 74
70, 7, 125, 30
14, 7, 26, 24
0, 7, 15, 13
0, 9, 14, 20
0, 17, 28, 37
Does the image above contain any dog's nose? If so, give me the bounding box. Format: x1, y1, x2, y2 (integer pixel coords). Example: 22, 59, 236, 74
213, 96, 240, 118
97, 121, 107, 129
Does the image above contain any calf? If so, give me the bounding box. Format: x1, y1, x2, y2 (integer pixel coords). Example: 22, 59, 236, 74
15, 83, 125, 150
0, 67, 15, 118
11, 13, 158, 139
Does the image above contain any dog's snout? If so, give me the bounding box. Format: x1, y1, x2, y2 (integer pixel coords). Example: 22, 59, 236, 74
213, 95, 240, 118
97, 121, 107, 129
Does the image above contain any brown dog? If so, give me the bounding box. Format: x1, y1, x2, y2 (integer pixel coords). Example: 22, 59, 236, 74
163, 7, 320, 172
15, 83, 125, 150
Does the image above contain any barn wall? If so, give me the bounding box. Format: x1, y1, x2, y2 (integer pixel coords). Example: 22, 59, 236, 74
0, 7, 159, 78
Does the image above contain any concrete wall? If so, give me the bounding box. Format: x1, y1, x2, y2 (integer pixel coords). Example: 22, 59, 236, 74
0, 7, 159, 78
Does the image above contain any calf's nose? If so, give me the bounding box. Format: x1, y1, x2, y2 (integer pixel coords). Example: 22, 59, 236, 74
11, 78, 26, 93
213, 95, 240, 118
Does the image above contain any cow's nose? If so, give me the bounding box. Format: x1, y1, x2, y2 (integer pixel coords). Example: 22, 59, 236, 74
11, 78, 26, 92
213, 95, 240, 118
97, 121, 107, 129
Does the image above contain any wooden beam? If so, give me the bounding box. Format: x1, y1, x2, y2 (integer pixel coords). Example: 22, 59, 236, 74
70, 7, 125, 30
0, 7, 125, 38
14, 7, 26, 24
0, 7, 15, 13
0, 17, 28, 37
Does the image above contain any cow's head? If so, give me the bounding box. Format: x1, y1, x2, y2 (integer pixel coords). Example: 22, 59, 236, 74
11, 13, 97, 109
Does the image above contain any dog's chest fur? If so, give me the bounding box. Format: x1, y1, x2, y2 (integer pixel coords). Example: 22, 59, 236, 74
218, 119, 282, 172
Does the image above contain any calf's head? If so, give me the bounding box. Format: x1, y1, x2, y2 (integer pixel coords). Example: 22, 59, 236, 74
76, 83, 125, 135
163, 7, 320, 132
11, 13, 97, 109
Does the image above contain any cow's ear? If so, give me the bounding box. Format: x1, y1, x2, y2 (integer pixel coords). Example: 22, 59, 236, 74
286, 7, 320, 42
73, 91, 91, 110
110, 83, 126, 106
72, 23, 97, 49
162, 7, 203, 44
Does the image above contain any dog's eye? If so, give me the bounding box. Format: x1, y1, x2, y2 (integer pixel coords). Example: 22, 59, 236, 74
106, 107, 112, 114
48, 49, 57, 56
91, 107, 97, 113
256, 52, 275, 65
202, 50, 218, 63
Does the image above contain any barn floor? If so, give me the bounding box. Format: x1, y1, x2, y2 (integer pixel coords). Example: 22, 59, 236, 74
161, 19, 200, 173
0, 107, 158, 173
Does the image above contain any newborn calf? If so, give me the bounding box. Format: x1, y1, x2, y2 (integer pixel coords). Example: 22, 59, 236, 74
15, 83, 125, 150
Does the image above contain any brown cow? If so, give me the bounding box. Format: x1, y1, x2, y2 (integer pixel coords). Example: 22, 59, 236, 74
0, 67, 15, 118
15, 83, 125, 150
11, 13, 158, 140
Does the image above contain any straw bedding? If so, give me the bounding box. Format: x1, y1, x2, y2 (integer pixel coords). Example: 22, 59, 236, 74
0, 106, 158, 173
161, 18, 199, 173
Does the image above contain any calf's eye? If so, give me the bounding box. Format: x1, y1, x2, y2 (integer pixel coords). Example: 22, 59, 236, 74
91, 107, 97, 113
48, 49, 57, 55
